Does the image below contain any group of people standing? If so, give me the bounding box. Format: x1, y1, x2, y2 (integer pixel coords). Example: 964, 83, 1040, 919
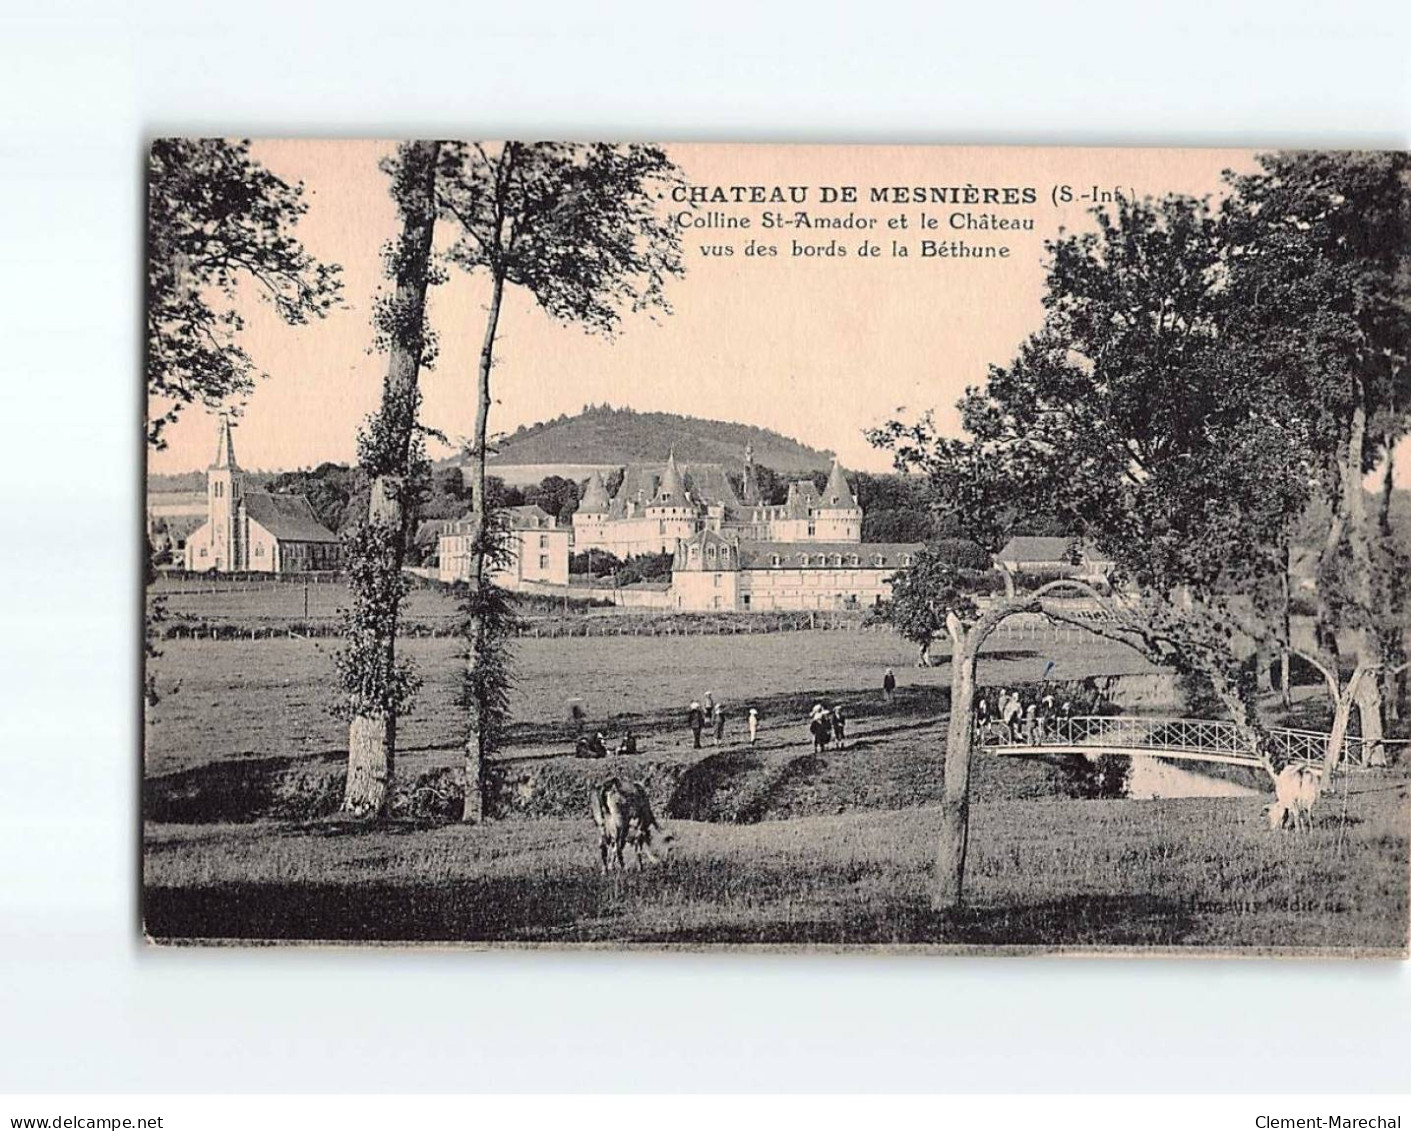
808, 702, 847, 751
687, 693, 761, 749
974, 689, 1074, 745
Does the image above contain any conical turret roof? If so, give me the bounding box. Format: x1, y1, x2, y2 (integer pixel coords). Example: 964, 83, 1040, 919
210, 414, 238, 470
578, 470, 611, 514
652, 451, 686, 505
822, 457, 856, 508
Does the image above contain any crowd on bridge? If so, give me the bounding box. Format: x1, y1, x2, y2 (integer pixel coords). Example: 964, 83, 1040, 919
975, 689, 1077, 746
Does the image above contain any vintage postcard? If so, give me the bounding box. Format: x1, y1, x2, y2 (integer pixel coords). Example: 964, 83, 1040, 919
142, 140, 1410, 953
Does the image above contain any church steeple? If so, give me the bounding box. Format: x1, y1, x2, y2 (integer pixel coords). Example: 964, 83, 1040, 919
211, 412, 239, 470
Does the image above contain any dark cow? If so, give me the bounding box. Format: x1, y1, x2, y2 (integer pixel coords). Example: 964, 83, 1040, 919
590, 778, 670, 872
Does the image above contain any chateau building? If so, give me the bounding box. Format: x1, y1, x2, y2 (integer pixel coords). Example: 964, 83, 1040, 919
671, 528, 922, 612
437, 504, 571, 590
184, 417, 341, 573
571, 447, 863, 558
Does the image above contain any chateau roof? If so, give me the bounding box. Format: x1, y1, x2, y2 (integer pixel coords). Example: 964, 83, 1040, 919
441, 505, 565, 537
242, 493, 340, 543
651, 452, 686, 505
414, 518, 452, 546
503, 504, 558, 528
609, 461, 743, 518
822, 459, 857, 509
736, 541, 922, 569
577, 470, 611, 514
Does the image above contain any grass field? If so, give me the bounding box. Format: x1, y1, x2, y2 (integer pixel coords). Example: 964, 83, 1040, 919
144, 774, 1410, 951
143, 630, 1162, 825
143, 590, 1411, 950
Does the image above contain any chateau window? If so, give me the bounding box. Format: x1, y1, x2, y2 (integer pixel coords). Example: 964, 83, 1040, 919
832, 554, 842, 567
255, 544, 264, 556
539, 534, 547, 548
807, 523, 816, 537
214, 482, 223, 498
199, 547, 207, 558
713, 573, 721, 587
901, 554, 915, 566
849, 554, 860, 567
539, 555, 549, 570
658, 520, 666, 535
872, 554, 884, 567
770, 554, 780, 567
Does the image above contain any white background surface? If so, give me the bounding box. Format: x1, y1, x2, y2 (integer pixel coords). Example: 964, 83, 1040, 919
1, 0, 1408, 1095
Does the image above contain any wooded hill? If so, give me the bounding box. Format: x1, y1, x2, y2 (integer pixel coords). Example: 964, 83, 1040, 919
484, 404, 834, 472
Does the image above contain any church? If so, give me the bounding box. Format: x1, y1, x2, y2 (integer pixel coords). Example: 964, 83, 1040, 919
183, 416, 341, 573
571, 447, 863, 559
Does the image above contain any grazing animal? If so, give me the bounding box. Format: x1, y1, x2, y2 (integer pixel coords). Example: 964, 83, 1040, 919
590, 778, 669, 872
1266, 763, 1322, 832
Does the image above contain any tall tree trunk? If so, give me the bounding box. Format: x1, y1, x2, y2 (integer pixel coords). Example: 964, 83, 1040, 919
1338, 391, 1387, 762
934, 615, 979, 910
1279, 541, 1293, 707
1377, 446, 1405, 723
462, 270, 507, 823
342, 140, 440, 817
1322, 665, 1372, 777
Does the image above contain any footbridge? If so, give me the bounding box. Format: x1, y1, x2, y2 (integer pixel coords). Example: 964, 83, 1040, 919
979, 715, 1395, 770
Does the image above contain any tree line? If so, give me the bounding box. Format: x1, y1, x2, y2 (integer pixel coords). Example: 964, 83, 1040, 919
869, 151, 1409, 908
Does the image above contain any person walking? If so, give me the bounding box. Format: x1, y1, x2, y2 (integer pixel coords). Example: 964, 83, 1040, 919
832, 704, 847, 749
713, 700, 727, 746
748, 707, 759, 745
1024, 698, 1039, 746
882, 667, 896, 704
687, 700, 705, 749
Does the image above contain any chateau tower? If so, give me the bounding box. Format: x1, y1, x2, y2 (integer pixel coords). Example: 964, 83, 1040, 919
645, 451, 697, 552
571, 469, 612, 551
207, 414, 245, 570
740, 443, 760, 505
815, 456, 862, 541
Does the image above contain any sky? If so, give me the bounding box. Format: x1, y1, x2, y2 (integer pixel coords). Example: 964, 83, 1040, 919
147, 140, 1407, 487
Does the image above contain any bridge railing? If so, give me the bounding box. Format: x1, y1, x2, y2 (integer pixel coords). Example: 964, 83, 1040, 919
983, 714, 1400, 767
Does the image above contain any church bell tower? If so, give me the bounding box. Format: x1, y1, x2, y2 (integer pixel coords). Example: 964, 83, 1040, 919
208, 414, 245, 571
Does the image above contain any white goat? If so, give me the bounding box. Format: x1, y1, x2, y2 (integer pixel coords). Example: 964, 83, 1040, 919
1266, 763, 1322, 832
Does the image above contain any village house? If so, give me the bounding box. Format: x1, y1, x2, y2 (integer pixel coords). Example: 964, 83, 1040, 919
183, 417, 341, 573
670, 528, 922, 612
437, 504, 571, 590
571, 447, 863, 558
994, 535, 1114, 588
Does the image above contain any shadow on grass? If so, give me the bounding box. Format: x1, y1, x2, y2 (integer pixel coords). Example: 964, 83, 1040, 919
143, 863, 1201, 948
628, 893, 1203, 948
145, 754, 345, 823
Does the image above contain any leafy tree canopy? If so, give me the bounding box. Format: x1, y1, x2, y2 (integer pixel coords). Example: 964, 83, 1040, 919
146, 139, 343, 448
